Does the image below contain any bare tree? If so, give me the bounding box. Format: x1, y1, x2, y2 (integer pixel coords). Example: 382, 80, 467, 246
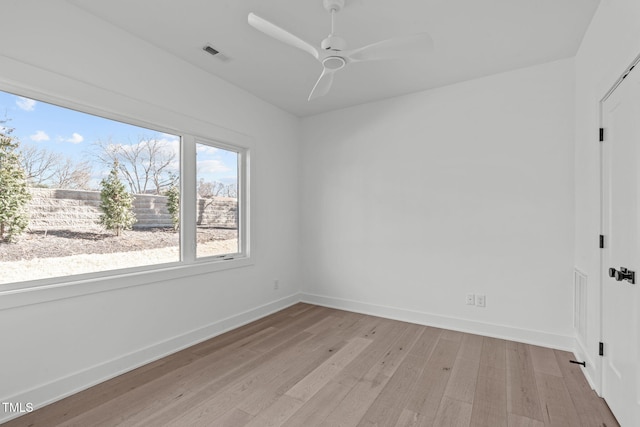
19, 144, 63, 186
52, 158, 93, 189
93, 136, 177, 194
19, 144, 93, 189
225, 183, 238, 198
197, 179, 238, 198
198, 179, 222, 197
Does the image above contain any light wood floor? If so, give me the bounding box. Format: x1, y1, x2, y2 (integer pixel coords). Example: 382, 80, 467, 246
4, 303, 619, 427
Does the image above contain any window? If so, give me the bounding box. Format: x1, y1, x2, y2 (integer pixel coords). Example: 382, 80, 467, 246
0, 89, 248, 286
196, 141, 240, 259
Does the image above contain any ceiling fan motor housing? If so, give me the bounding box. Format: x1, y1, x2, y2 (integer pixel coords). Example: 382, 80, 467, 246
321, 34, 346, 51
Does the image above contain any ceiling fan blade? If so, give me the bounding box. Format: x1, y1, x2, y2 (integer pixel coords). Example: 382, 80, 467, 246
308, 68, 336, 101
345, 33, 433, 62
248, 13, 319, 60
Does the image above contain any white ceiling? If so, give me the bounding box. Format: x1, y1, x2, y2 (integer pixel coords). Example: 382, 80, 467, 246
68, 0, 600, 117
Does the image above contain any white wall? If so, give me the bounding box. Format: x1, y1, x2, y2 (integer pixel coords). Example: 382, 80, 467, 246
573, 0, 640, 390
0, 1, 301, 420
300, 58, 576, 348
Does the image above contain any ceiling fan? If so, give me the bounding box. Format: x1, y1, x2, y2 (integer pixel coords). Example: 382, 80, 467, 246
248, 0, 433, 101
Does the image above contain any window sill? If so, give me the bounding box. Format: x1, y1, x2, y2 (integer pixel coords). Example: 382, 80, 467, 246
0, 256, 253, 311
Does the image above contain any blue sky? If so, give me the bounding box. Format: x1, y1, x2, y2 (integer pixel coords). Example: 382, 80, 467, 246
0, 89, 237, 190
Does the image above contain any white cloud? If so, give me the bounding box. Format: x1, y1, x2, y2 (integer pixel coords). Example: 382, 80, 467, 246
16, 97, 36, 111
67, 133, 84, 144
197, 159, 230, 175
196, 144, 218, 155
161, 133, 180, 141
30, 130, 50, 142
113, 137, 179, 156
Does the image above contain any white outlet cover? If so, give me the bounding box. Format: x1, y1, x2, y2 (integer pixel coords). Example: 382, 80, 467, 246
476, 295, 486, 307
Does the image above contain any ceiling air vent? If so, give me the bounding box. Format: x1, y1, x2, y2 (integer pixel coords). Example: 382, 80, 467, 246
203, 44, 230, 62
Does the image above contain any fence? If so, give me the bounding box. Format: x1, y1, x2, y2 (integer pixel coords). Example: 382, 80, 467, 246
27, 188, 237, 230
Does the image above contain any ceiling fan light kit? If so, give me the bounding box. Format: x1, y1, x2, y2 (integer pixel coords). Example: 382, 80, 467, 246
323, 56, 346, 70
248, 0, 433, 101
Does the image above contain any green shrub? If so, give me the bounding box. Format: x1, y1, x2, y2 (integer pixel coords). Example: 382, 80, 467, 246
98, 161, 136, 236
0, 129, 31, 242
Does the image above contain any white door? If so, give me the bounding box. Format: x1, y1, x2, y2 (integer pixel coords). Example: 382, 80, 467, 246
601, 65, 640, 426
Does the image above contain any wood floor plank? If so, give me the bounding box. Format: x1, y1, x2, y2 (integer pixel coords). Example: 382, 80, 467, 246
4, 304, 619, 427
394, 408, 421, 427
404, 337, 461, 425
469, 338, 508, 427
479, 337, 507, 369
445, 357, 480, 404
281, 380, 352, 427
68, 346, 264, 427
441, 329, 465, 342
535, 372, 582, 427
553, 350, 620, 427
189, 303, 319, 357
160, 338, 331, 427
318, 326, 422, 427
285, 336, 372, 402
303, 314, 343, 335
507, 413, 545, 427
243, 394, 303, 427
433, 396, 473, 427
128, 332, 320, 426
233, 338, 347, 416
354, 326, 445, 426
458, 333, 484, 362
356, 354, 425, 427
529, 345, 562, 377
211, 408, 254, 427
247, 308, 334, 354
408, 325, 443, 358
470, 365, 507, 427
336, 320, 420, 388
506, 341, 543, 421
318, 373, 394, 427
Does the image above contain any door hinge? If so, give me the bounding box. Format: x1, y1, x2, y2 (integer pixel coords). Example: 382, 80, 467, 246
599, 342, 604, 356
599, 127, 604, 142
599, 234, 605, 249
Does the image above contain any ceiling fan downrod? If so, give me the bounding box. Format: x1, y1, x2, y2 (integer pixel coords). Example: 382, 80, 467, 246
321, 0, 346, 51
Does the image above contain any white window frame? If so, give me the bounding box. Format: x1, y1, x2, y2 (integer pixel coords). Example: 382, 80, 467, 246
0, 83, 253, 310
184, 137, 251, 263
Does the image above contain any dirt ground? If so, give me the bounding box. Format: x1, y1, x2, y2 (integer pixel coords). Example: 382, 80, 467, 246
0, 227, 237, 262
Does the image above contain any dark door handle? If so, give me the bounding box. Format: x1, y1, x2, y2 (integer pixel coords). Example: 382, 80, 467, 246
609, 267, 635, 284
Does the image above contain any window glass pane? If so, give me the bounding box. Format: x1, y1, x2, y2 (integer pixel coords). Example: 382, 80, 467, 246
0, 90, 181, 284
196, 141, 239, 258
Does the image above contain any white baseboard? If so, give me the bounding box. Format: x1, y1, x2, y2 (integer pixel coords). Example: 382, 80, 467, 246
301, 293, 575, 351
0, 293, 300, 424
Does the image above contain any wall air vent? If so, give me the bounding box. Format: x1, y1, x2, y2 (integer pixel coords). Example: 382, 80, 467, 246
203, 45, 219, 56
203, 44, 230, 62
573, 268, 587, 343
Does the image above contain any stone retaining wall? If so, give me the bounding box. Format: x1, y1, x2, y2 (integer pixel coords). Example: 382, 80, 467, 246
27, 188, 237, 230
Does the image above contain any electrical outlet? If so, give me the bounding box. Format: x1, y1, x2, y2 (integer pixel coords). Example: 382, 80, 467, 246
465, 293, 475, 305
476, 294, 486, 307
273, 279, 279, 290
